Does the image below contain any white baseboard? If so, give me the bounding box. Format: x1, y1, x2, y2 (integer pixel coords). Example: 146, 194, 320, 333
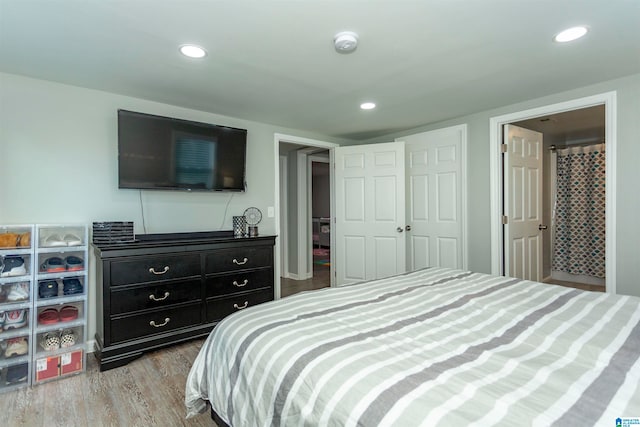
86, 339, 95, 354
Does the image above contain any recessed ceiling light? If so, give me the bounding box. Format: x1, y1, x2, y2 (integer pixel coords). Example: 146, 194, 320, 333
360, 102, 376, 110
179, 44, 207, 58
554, 26, 588, 43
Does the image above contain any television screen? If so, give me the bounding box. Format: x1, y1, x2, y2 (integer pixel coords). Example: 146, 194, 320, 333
117, 110, 247, 191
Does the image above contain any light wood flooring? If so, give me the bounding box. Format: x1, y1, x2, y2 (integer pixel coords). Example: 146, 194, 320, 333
543, 278, 605, 292
1, 339, 215, 427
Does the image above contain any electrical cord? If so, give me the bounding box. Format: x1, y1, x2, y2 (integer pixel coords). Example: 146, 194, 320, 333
220, 193, 234, 230
139, 190, 147, 234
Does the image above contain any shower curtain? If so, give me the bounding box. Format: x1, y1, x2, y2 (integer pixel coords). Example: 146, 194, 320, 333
552, 143, 605, 278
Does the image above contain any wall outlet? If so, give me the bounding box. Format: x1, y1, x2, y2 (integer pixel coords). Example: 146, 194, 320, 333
267, 206, 275, 217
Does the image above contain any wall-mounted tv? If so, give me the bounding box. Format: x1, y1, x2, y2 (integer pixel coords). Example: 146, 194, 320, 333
117, 109, 247, 192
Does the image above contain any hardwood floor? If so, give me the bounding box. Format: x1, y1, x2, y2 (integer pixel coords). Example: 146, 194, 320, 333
281, 253, 331, 298
543, 278, 605, 292
0, 339, 216, 427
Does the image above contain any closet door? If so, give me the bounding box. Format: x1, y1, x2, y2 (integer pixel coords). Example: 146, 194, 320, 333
334, 142, 406, 285
401, 125, 466, 271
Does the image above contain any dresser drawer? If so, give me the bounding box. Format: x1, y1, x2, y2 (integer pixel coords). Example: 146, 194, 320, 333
110, 254, 201, 286
110, 279, 201, 314
206, 269, 273, 297
205, 246, 272, 273
110, 303, 201, 343
206, 289, 273, 322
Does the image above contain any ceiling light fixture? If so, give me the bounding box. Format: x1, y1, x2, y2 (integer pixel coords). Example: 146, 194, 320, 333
360, 102, 376, 110
334, 31, 359, 53
553, 26, 588, 43
179, 44, 207, 58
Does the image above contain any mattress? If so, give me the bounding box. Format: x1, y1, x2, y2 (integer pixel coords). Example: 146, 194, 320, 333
185, 267, 640, 426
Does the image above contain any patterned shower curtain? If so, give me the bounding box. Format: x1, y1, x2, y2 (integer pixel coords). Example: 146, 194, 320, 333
552, 143, 605, 278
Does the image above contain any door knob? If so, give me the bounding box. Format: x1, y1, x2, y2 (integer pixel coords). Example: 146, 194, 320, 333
405, 225, 412, 231
396, 227, 404, 233
538, 224, 548, 230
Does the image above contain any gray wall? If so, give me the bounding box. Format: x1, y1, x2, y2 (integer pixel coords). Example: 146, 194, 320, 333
312, 162, 330, 218
364, 73, 640, 297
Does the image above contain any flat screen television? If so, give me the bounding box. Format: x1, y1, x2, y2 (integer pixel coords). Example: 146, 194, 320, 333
117, 109, 247, 192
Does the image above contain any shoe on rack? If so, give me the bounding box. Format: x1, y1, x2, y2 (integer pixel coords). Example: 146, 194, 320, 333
59, 305, 79, 322
40, 332, 60, 351
62, 278, 83, 295
17, 232, 31, 248
4, 309, 27, 330
63, 234, 82, 246
38, 307, 60, 325
64, 256, 84, 271
7, 283, 29, 302
60, 329, 76, 348
0, 233, 19, 249
39, 280, 59, 299
6, 363, 28, 384
5, 337, 28, 357
0, 311, 5, 330
0, 256, 26, 277
41, 257, 65, 273
42, 234, 66, 247
0, 286, 7, 303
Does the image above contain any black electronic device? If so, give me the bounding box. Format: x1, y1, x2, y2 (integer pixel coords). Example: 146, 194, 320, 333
117, 109, 247, 192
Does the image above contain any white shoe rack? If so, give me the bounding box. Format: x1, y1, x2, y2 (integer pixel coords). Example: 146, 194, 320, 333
32, 224, 88, 385
0, 224, 34, 393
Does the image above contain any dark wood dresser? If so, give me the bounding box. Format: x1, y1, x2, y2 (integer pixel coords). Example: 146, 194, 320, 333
92, 231, 275, 371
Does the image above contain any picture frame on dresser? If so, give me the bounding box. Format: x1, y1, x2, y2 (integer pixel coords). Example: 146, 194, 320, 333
92, 230, 275, 371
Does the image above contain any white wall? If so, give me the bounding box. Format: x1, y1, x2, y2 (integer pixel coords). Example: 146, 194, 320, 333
0, 72, 347, 343
366, 73, 640, 297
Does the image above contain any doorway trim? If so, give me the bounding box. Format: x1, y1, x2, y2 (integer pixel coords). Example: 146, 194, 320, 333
274, 133, 339, 299
489, 91, 617, 294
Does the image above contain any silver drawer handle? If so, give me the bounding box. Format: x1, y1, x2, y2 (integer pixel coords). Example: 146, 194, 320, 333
149, 317, 170, 327
234, 301, 249, 310
149, 291, 170, 301
149, 266, 170, 275
232, 279, 249, 287
232, 258, 248, 265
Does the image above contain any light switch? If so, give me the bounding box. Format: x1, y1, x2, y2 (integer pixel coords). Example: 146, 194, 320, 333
267, 206, 275, 217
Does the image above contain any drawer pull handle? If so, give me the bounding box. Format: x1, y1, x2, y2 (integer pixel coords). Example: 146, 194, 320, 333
149, 317, 170, 328
233, 258, 248, 265
149, 266, 170, 275
149, 291, 170, 301
232, 279, 249, 287
234, 301, 249, 310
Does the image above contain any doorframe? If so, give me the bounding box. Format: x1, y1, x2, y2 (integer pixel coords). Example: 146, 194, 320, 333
307, 153, 330, 276
273, 133, 339, 299
279, 155, 289, 279
489, 91, 617, 294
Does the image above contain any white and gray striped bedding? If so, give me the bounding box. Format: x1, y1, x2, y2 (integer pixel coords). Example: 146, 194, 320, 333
185, 267, 640, 426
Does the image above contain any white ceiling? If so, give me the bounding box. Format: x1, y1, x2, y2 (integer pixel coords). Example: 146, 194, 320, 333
1, 1, 638, 140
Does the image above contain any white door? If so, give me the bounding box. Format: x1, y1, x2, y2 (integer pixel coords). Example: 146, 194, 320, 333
504, 125, 543, 281
402, 125, 466, 271
334, 142, 406, 285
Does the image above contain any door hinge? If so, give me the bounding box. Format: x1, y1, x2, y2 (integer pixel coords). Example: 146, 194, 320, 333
501, 143, 508, 153
502, 215, 508, 225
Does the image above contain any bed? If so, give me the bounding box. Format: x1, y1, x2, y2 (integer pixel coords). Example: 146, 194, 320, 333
185, 267, 640, 426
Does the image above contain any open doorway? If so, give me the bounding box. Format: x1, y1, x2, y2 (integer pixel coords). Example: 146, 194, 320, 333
490, 91, 616, 294
275, 135, 337, 298
512, 106, 605, 292
310, 155, 331, 286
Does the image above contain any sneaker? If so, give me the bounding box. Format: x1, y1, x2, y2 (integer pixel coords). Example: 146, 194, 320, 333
62, 278, 83, 295
42, 234, 66, 247
7, 283, 29, 302
38, 280, 59, 298
6, 363, 28, 384
63, 233, 82, 246
5, 337, 28, 357
4, 309, 27, 330
40, 256, 65, 273
65, 256, 84, 271
40, 332, 60, 351
0, 311, 5, 330
0, 256, 26, 277
60, 329, 76, 348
